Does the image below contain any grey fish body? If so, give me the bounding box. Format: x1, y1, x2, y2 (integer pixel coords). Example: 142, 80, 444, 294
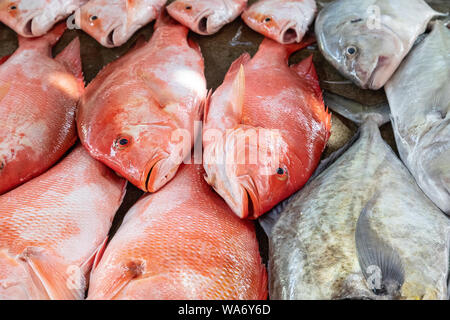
270, 120, 450, 300
315, 0, 443, 90
385, 22, 450, 214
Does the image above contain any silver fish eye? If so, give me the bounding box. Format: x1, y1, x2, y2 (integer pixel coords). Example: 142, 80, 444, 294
346, 46, 358, 56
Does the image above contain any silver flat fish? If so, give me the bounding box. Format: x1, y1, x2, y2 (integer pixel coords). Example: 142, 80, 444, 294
269, 116, 450, 300
385, 21, 450, 215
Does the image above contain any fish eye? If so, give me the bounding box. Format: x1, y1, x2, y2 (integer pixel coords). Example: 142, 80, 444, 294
264, 17, 272, 23
9, 5, 17, 10
0, 160, 5, 170
114, 135, 132, 150
89, 15, 98, 22
346, 46, 358, 56
185, 5, 192, 10
276, 167, 288, 181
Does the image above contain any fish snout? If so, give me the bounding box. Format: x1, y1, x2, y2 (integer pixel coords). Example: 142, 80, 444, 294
143, 156, 179, 193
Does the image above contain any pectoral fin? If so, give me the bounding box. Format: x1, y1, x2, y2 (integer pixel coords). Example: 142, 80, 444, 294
19, 247, 85, 300
355, 194, 405, 297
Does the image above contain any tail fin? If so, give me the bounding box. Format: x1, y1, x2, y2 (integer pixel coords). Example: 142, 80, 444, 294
154, 8, 179, 29
18, 23, 66, 49
258, 33, 316, 61
323, 92, 391, 127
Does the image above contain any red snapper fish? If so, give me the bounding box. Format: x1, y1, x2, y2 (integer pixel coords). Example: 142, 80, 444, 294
242, 0, 317, 44
167, 0, 247, 35
203, 37, 331, 219
87, 162, 267, 300
75, 0, 168, 47
78, 14, 207, 193
0, 0, 87, 37
0, 24, 83, 195
0, 146, 126, 300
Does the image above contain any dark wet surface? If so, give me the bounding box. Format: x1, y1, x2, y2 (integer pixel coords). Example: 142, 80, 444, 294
0, 0, 448, 267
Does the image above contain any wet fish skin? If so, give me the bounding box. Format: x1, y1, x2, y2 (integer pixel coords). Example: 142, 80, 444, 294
0, 146, 127, 300
0, 23, 83, 195
75, 0, 167, 48
242, 0, 316, 44
77, 14, 207, 193
0, 0, 87, 37
270, 119, 450, 300
203, 37, 331, 220
385, 21, 450, 215
315, 0, 443, 90
167, 0, 247, 35
87, 163, 267, 300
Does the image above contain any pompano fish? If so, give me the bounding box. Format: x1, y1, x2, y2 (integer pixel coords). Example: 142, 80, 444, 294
269, 95, 450, 300
87, 163, 267, 300
242, 0, 316, 44
167, 0, 247, 35
0, 24, 83, 195
0, 145, 126, 300
0, 0, 87, 37
385, 21, 450, 214
315, 0, 444, 90
78, 14, 207, 193
203, 38, 331, 219
75, 0, 167, 47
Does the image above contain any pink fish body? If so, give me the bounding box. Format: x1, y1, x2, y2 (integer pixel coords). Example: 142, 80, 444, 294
167, 0, 247, 35
78, 14, 207, 192
242, 0, 316, 44
87, 163, 267, 300
0, 146, 126, 300
0, 0, 87, 37
0, 24, 83, 195
75, 0, 168, 47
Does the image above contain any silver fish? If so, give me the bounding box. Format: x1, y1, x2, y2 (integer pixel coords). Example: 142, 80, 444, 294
315, 0, 444, 90
385, 21, 450, 215
269, 97, 450, 299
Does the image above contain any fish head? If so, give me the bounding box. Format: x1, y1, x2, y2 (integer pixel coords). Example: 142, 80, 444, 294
166, 0, 222, 35
79, 94, 185, 193
204, 126, 302, 219
0, 0, 66, 37
75, 1, 131, 47
316, 11, 402, 90
242, 0, 316, 44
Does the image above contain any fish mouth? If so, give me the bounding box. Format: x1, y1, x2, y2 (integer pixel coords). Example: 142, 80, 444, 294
20, 16, 37, 37
282, 28, 298, 43
194, 10, 214, 35
367, 56, 389, 90
142, 156, 178, 193
238, 175, 260, 220
105, 27, 118, 47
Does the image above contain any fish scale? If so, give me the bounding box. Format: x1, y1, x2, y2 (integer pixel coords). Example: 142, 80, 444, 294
0, 146, 126, 300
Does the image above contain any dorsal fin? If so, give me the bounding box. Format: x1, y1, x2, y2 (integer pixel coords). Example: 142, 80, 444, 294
55, 37, 84, 85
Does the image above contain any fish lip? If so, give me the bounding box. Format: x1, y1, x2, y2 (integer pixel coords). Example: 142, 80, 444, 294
367, 56, 388, 90
194, 9, 214, 35
141, 155, 165, 192
281, 22, 300, 44
238, 175, 260, 220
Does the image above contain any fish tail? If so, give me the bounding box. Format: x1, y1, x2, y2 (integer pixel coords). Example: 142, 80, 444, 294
18, 22, 67, 49
154, 8, 179, 30
259, 33, 316, 61
323, 91, 390, 127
